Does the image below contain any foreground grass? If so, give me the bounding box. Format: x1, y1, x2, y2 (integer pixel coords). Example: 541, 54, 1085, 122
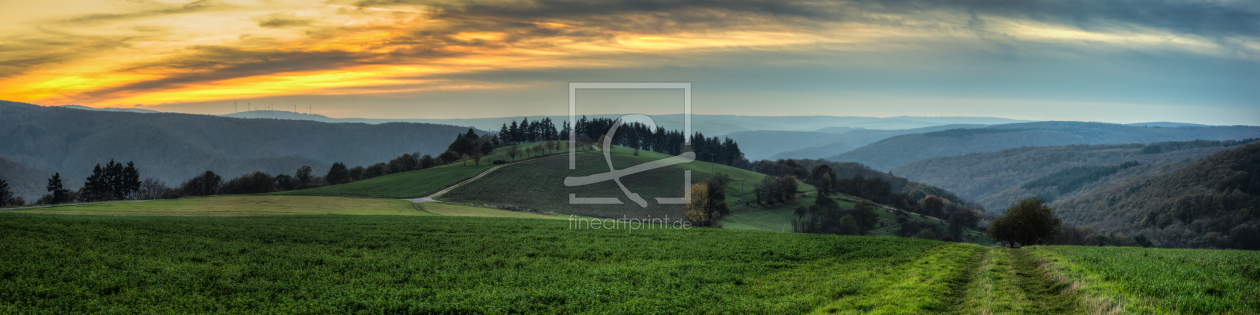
275, 165, 492, 199
1026, 245, 1260, 314
0, 214, 973, 314
416, 202, 563, 220
2, 195, 427, 216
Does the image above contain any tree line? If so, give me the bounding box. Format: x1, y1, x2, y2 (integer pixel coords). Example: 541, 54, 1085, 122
495, 117, 749, 167
7, 130, 501, 206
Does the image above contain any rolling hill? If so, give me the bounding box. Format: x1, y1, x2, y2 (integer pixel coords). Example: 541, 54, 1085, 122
764, 124, 989, 160
828, 121, 1260, 171
0, 101, 478, 199
224, 110, 1029, 137
893, 139, 1256, 211
1051, 142, 1260, 250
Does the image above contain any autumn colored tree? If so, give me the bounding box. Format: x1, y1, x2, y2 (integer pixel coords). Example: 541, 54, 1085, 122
684, 183, 717, 227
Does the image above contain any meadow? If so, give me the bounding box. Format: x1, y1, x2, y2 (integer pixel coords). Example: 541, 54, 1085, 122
0, 214, 980, 314
1026, 245, 1260, 314
443, 146, 812, 219
4, 195, 427, 216
274, 165, 492, 199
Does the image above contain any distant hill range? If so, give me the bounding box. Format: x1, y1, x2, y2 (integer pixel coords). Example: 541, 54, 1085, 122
828, 121, 1260, 171
746, 124, 989, 161
0, 101, 478, 200
1053, 142, 1260, 250
220, 110, 1030, 139
893, 139, 1257, 211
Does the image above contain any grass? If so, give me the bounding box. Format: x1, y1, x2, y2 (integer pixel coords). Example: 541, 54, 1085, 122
2, 195, 428, 216
442, 145, 805, 219
0, 214, 973, 314
275, 164, 492, 199
1025, 245, 1260, 314
958, 247, 1027, 314
416, 202, 563, 220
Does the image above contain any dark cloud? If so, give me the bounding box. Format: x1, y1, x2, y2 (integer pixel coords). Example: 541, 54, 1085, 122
350, 0, 1257, 38
253, 13, 316, 29
59, 0, 225, 25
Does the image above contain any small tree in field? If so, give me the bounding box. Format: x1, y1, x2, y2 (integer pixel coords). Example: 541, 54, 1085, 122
460, 154, 470, 166
684, 183, 717, 227
988, 197, 1061, 248
472, 152, 484, 165
506, 145, 520, 161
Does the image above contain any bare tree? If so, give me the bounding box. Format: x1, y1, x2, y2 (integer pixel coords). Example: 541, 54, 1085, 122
137, 178, 168, 200
506, 145, 520, 161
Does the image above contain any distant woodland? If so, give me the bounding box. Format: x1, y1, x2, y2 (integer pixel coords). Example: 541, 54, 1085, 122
831, 121, 1260, 171
1055, 142, 1260, 249
0, 101, 474, 199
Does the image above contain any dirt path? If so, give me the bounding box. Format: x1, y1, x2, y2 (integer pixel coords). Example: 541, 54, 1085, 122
404, 164, 506, 203
1007, 248, 1080, 314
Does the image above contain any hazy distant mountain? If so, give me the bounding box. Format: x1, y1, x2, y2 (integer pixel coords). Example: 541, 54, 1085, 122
0, 101, 478, 197
767, 124, 989, 160
59, 105, 160, 113
722, 130, 839, 160
892, 140, 1255, 211
828, 121, 1260, 171
1053, 142, 1260, 250
1124, 122, 1212, 127
0, 156, 65, 201
219, 110, 1031, 137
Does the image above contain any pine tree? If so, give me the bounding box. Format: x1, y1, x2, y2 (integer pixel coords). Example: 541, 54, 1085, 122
47, 173, 67, 204
0, 178, 13, 207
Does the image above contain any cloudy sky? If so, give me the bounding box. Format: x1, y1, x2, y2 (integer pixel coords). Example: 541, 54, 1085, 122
0, 0, 1256, 124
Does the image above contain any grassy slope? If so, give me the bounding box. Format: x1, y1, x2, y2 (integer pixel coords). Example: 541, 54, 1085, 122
275, 164, 491, 198
0, 214, 980, 314
1026, 245, 1260, 314
443, 145, 812, 219
3, 195, 428, 216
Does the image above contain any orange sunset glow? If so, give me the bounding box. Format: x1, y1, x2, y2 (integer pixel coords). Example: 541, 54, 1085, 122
0, 0, 1255, 123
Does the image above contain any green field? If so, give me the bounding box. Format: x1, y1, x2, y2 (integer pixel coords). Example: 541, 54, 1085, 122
416, 202, 564, 220
1025, 245, 1260, 314
2, 205, 1255, 313
275, 164, 492, 199
443, 145, 811, 219
0, 214, 981, 313
3, 195, 428, 216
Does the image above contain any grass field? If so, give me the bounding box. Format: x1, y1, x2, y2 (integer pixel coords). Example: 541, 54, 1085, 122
275, 164, 492, 199
1025, 245, 1260, 314
443, 145, 812, 219
0, 214, 982, 314
2, 195, 428, 216
416, 202, 564, 220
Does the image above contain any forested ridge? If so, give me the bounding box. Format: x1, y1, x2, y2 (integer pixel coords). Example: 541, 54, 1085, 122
1054, 142, 1260, 249
831, 121, 1260, 171
894, 139, 1256, 210
0, 101, 475, 199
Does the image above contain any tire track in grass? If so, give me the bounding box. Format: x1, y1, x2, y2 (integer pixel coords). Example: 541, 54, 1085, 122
957, 247, 1027, 314
1008, 248, 1081, 314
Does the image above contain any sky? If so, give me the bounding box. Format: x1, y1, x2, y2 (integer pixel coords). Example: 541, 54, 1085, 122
0, 0, 1256, 125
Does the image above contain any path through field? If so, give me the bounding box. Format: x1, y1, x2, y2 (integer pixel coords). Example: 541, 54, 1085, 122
404, 164, 506, 203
